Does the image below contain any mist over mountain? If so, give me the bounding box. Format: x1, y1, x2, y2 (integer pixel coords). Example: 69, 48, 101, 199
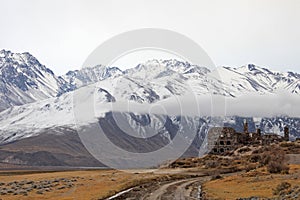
0, 50, 299, 167
0, 49, 299, 110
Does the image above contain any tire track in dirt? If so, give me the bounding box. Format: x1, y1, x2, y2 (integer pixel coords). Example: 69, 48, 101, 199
106, 171, 242, 200
107, 177, 207, 200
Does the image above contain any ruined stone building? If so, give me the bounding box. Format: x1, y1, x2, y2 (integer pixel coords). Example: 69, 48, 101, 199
208, 120, 289, 154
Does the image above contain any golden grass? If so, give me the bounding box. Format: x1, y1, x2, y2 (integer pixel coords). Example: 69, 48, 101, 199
0, 169, 159, 200
203, 164, 300, 199
0, 168, 197, 200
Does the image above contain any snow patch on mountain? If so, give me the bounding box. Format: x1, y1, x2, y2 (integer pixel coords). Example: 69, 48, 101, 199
0, 49, 71, 111
0, 83, 118, 143
62, 65, 123, 89
0, 51, 299, 145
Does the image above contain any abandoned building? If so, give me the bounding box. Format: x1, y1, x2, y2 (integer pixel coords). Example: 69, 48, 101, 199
208, 120, 289, 154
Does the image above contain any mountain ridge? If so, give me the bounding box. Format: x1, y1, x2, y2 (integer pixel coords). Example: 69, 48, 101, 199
0, 49, 299, 167
0, 52, 299, 144
0, 49, 299, 112
0, 49, 72, 111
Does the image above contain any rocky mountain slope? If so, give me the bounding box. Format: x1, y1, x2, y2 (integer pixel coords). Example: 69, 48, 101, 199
61, 64, 123, 89
0, 49, 299, 167
0, 50, 299, 112
0, 50, 72, 111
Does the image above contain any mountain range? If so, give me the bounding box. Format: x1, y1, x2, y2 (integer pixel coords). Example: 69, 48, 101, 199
1, 49, 299, 112
0, 49, 299, 168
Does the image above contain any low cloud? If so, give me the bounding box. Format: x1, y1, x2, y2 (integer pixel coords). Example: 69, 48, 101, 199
95, 92, 300, 118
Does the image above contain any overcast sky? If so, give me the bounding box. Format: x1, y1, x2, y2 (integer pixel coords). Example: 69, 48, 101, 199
1, 0, 300, 75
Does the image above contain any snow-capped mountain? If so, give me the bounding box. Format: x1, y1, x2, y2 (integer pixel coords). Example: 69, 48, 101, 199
0, 50, 71, 111
65, 59, 299, 100
0, 50, 299, 167
0, 57, 299, 144
113, 60, 299, 102
0, 53, 299, 137
1, 50, 298, 112
211, 64, 300, 95
62, 65, 123, 89
0, 83, 119, 143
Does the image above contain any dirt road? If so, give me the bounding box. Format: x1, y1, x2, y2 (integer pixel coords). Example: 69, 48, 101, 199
108, 176, 210, 200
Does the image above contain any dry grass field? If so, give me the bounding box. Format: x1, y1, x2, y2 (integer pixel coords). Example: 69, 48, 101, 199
0, 169, 164, 200
1, 141, 300, 200
0, 168, 198, 200
203, 164, 300, 199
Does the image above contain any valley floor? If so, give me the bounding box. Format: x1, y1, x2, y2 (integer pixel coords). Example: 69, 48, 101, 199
0, 166, 299, 200
0, 165, 300, 199
1, 144, 300, 200
0, 169, 158, 200
203, 164, 300, 200
0, 168, 204, 200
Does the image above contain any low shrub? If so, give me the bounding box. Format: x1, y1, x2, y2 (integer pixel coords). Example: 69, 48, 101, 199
238, 147, 251, 153
211, 172, 222, 180
267, 161, 289, 174
280, 142, 295, 148
205, 160, 219, 168
249, 154, 261, 163
245, 164, 257, 172
250, 146, 290, 174
273, 182, 291, 195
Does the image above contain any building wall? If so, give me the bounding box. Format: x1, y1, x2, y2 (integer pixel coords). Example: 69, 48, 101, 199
208, 127, 239, 154
208, 125, 288, 154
